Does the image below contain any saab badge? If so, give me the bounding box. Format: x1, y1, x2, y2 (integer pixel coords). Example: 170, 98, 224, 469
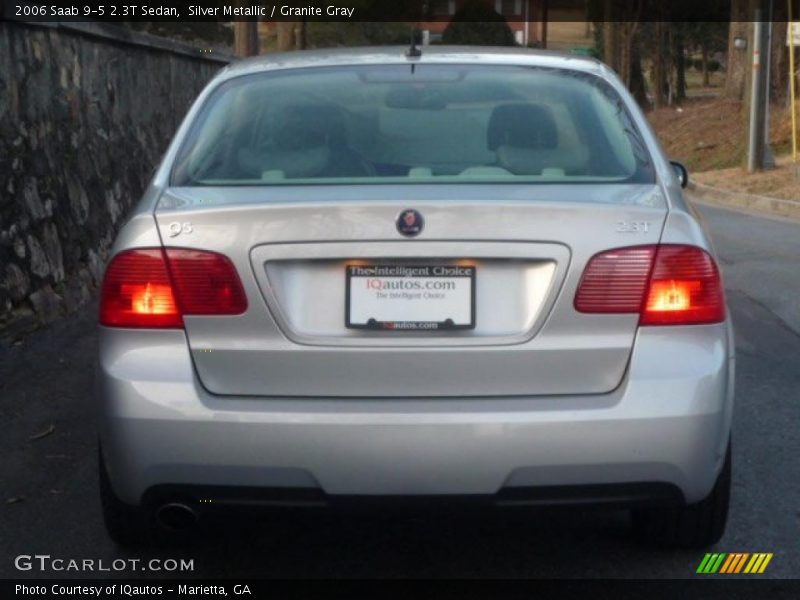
397, 209, 424, 238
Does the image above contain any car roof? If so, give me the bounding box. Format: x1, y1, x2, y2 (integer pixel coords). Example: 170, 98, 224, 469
216, 45, 609, 82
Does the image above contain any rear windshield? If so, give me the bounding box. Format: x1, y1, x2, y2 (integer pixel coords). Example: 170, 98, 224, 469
171, 64, 655, 186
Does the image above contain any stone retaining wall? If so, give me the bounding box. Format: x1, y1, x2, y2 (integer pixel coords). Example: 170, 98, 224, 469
0, 21, 231, 335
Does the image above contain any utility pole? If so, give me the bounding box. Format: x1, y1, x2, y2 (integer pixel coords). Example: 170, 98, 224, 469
789, 5, 798, 163
763, 1, 775, 168
747, 2, 773, 171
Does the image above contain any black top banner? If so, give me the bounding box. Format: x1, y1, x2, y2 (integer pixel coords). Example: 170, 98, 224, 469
1, 0, 795, 23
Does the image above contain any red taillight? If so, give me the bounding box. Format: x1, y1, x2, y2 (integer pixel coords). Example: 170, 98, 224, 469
100, 248, 247, 328
165, 249, 247, 315
640, 245, 725, 325
574, 246, 656, 313
100, 249, 182, 328
575, 244, 725, 326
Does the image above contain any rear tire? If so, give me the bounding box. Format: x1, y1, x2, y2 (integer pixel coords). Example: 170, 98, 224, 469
632, 441, 731, 548
98, 447, 148, 547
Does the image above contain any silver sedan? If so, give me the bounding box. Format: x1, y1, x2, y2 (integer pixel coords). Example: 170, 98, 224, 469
96, 46, 734, 548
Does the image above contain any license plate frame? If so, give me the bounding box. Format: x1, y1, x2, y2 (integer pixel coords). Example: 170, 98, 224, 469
345, 264, 476, 331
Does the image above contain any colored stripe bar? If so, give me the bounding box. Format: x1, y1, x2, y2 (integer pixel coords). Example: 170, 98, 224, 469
710, 553, 726, 573
748, 553, 766, 573
734, 553, 750, 573
744, 554, 760, 573
758, 553, 773, 573
700, 553, 722, 574
697, 554, 714, 574
723, 553, 745, 574
743, 553, 774, 574
719, 554, 736, 574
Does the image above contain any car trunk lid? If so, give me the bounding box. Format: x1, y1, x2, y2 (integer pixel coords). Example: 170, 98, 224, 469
155, 184, 667, 397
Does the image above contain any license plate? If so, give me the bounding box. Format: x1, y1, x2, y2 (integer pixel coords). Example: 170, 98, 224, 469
346, 264, 475, 331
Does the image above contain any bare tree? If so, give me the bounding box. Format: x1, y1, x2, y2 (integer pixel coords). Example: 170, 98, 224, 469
598, 2, 647, 108
651, 21, 668, 108
770, 21, 789, 105
275, 22, 295, 51
233, 0, 258, 57
602, 0, 618, 70
725, 0, 752, 99
234, 22, 259, 57
274, 21, 307, 51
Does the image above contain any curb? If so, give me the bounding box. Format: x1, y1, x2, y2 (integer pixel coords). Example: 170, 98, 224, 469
688, 180, 800, 222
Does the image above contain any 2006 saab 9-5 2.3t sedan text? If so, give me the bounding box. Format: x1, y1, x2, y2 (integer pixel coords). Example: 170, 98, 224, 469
96, 46, 734, 548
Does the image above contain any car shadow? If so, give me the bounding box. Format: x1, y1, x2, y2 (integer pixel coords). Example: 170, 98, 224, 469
116, 506, 694, 578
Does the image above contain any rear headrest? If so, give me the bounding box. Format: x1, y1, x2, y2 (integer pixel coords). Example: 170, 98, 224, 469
487, 103, 558, 151
273, 104, 348, 150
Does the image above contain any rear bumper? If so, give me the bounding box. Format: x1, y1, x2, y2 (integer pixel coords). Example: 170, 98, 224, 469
97, 322, 734, 507
141, 482, 685, 515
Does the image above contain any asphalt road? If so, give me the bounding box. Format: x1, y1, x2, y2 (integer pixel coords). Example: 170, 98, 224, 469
1, 200, 798, 580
